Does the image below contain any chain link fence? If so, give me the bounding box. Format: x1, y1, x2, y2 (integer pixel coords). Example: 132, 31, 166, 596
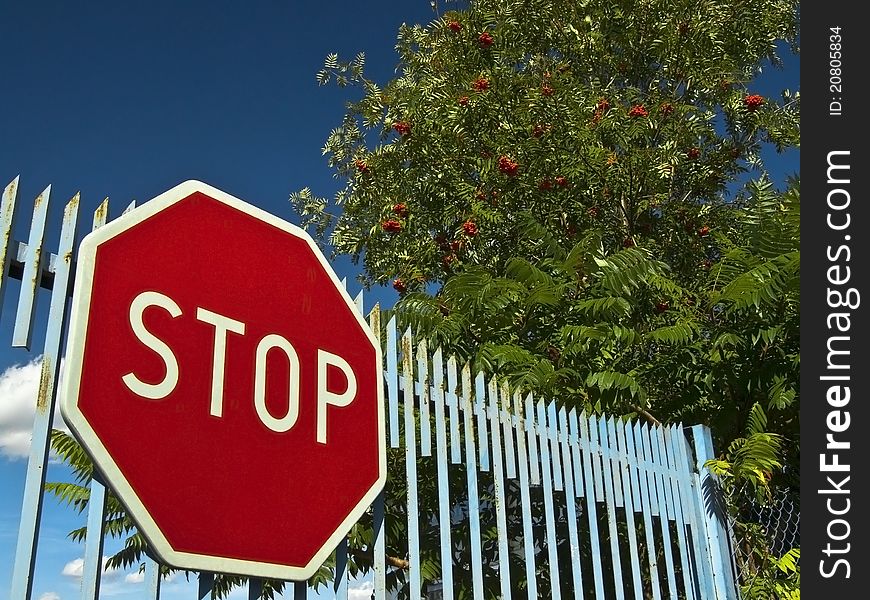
727, 485, 800, 597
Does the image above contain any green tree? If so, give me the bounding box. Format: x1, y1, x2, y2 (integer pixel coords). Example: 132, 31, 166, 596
292, 0, 799, 449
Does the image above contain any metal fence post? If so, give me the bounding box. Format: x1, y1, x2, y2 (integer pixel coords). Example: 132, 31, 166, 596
690, 425, 739, 600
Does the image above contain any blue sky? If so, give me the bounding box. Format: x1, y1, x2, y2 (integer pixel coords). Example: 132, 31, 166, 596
0, 1, 798, 599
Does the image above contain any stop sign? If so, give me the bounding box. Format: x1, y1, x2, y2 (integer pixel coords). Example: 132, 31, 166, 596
60, 180, 385, 580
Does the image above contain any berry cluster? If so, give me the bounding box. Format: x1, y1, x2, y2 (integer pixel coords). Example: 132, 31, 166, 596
447, 20, 462, 32
628, 104, 649, 118
392, 121, 412, 136
478, 32, 494, 47
381, 219, 402, 233
472, 77, 489, 92
743, 94, 764, 111
392, 203, 409, 218
498, 156, 519, 176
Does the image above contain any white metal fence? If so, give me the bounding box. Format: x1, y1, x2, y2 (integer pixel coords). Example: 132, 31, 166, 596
2, 177, 738, 599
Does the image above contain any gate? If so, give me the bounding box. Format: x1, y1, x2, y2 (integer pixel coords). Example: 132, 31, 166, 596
2, 177, 739, 599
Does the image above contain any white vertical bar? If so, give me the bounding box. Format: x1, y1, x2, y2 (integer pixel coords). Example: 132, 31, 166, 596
608, 417, 623, 508
353, 289, 363, 314
0, 176, 21, 318
664, 425, 696, 600
80, 198, 110, 600
488, 378, 511, 599
474, 372, 489, 471
597, 416, 624, 599
558, 408, 585, 599
633, 422, 662, 600
417, 339, 432, 456
649, 425, 677, 599
526, 395, 541, 485
12, 185, 50, 348
386, 316, 400, 448
10, 193, 78, 600
512, 392, 537, 600
675, 425, 715, 599
614, 419, 643, 599
402, 328, 422, 600
577, 412, 606, 600
461, 364, 485, 600
548, 403, 563, 492
368, 306, 387, 599
431, 349, 454, 599
567, 409, 582, 497
145, 558, 162, 599
500, 384, 516, 479
446, 357, 461, 464
537, 400, 562, 600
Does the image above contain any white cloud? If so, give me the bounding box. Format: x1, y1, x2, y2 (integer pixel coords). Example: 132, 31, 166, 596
38, 592, 61, 600
0, 357, 69, 459
348, 580, 374, 600
61, 556, 122, 581
125, 571, 144, 584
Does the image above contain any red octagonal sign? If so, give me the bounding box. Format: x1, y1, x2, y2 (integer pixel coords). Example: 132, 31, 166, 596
61, 181, 386, 580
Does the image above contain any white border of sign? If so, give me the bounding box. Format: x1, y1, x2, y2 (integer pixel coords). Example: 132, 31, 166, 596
60, 180, 387, 581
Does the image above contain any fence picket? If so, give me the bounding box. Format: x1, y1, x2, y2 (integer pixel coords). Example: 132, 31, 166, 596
402, 328, 422, 600
537, 400, 561, 600
446, 356, 461, 464
512, 392, 538, 600
475, 372, 490, 471
648, 425, 678, 599
487, 377, 511, 599
10, 192, 78, 600
12, 185, 51, 349
460, 364, 485, 600
386, 316, 400, 448
558, 407, 585, 600
0, 176, 20, 318
664, 425, 697, 600
367, 306, 387, 600
417, 339, 432, 457
631, 422, 662, 600
432, 349, 454, 599
577, 412, 606, 600
80, 198, 110, 600
597, 416, 625, 600
500, 384, 516, 480
614, 419, 643, 600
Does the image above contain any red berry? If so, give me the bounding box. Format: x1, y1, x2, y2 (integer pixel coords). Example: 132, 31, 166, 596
541, 83, 554, 96
596, 98, 611, 112
392, 121, 412, 136
687, 147, 701, 160
622, 237, 635, 248
450, 240, 462, 252
698, 225, 710, 237
743, 94, 764, 111
532, 124, 549, 138
381, 219, 402, 233
554, 176, 568, 187
354, 159, 368, 173
659, 102, 674, 116
498, 156, 519, 176
655, 301, 669, 313
458, 95, 469, 106
392, 203, 409, 218
462, 220, 478, 236
587, 206, 600, 218
448, 20, 462, 32
478, 31, 494, 47
628, 104, 649, 118
538, 178, 553, 191
475, 189, 487, 201
472, 77, 489, 92
392, 278, 407, 293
